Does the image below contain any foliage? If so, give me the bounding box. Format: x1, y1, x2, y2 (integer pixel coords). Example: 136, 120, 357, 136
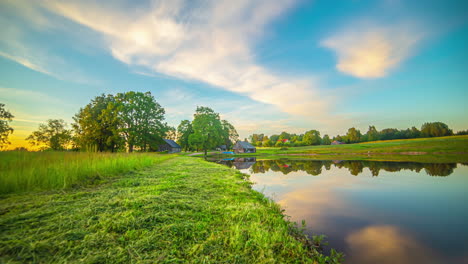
304, 130, 321, 145
322, 134, 331, 145
0, 157, 342, 263
73, 94, 123, 152
0, 103, 14, 149
221, 120, 239, 149
26, 119, 72, 150
189, 106, 224, 155
115, 91, 167, 152
346, 127, 361, 143
421, 122, 453, 137
176, 120, 193, 151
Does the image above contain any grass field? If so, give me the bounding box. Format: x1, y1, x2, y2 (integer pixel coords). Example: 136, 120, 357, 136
0, 155, 342, 263
0, 151, 175, 195
217, 136, 468, 163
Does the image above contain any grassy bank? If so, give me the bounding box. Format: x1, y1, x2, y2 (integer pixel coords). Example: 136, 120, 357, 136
0, 156, 342, 263
205, 136, 468, 163
0, 151, 175, 195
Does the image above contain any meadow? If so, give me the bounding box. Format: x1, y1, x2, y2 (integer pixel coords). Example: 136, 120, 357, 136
231, 136, 468, 163
0, 151, 174, 195
0, 156, 343, 263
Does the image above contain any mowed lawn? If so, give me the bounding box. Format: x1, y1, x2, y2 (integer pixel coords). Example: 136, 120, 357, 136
0, 156, 339, 263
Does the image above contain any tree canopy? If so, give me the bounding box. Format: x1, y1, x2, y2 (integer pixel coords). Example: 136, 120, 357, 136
0, 103, 14, 149
27, 119, 72, 151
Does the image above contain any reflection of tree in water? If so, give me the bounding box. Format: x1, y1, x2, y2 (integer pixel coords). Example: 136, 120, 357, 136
247, 160, 458, 177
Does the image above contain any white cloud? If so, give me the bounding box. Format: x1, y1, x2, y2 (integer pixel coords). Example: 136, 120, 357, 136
35, 0, 335, 120
322, 21, 424, 78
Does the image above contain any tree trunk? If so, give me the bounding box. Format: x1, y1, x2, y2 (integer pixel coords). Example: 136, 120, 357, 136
129, 144, 134, 153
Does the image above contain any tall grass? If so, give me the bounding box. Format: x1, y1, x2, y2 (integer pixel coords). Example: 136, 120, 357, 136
0, 151, 173, 194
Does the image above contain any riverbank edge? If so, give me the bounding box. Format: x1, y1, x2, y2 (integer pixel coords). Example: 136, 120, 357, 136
0, 156, 343, 263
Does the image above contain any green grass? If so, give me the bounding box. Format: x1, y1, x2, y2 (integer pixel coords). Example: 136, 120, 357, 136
0, 151, 175, 195
205, 136, 468, 163
0, 156, 342, 263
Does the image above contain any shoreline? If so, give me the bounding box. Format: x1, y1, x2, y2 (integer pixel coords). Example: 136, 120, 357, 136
0, 156, 343, 263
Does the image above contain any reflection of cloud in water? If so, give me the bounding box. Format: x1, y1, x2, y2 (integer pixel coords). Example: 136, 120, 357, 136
345, 225, 441, 264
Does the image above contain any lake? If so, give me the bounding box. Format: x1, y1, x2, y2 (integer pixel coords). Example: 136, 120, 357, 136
210, 157, 468, 264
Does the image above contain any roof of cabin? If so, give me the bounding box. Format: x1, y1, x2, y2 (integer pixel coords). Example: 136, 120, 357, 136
235, 141, 255, 149
163, 139, 181, 148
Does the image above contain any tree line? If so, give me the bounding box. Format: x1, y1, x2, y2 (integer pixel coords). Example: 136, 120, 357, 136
0, 92, 238, 153
249, 122, 466, 147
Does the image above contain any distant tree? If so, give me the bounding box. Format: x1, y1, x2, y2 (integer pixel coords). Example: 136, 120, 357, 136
177, 120, 193, 151
221, 120, 238, 150
73, 94, 122, 152
346, 127, 361, 143
189, 106, 224, 156
456, 130, 468, 135
270, 134, 280, 142
410, 126, 421, 138
27, 119, 72, 150
263, 139, 272, 147
274, 141, 283, 147
116, 91, 166, 152
380, 128, 399, 140
366, 126, 379, 142
421, 122, 453, 137
303, 130, 321, 145
322, 134, 331, 145
0, 103, 14, 149
279, 131, 291, 140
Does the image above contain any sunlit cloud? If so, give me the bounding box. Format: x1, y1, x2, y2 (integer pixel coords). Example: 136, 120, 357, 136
322, 21, 424, 78
35, 0, 335, 121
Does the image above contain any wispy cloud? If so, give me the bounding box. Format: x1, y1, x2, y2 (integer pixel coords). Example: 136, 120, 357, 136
322, 20, 424, 78
36, 0, 335, 121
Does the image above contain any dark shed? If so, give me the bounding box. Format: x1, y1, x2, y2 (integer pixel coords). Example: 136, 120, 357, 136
158, 139, 181, 153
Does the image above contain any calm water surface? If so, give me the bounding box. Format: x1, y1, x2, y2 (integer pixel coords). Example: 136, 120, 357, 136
211, 158, 468, 264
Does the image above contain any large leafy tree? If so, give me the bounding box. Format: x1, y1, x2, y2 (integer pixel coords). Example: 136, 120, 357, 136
27, 119, 72, 150
322, 134, 331, 145
189, 106, 224, 156
303, 130, 321, 145
421, 122, 453, 137
0, 103, 14, 149
116, 91, 166, 152
73, 94, 122, 152
177, 120, 193, 152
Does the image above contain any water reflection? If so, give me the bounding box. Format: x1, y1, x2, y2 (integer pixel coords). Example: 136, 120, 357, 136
210, 158, 468, 264
215, 158, 457, 177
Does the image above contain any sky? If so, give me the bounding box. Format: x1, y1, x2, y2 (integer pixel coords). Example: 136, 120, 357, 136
1, 0, 467, 149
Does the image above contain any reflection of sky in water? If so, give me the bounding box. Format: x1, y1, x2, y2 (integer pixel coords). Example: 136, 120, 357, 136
240, 163, 468, 264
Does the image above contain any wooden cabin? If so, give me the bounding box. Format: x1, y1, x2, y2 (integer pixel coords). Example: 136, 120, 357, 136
331, 140, 345, 145
158, 139, 181, 153
233, 141, 256, 154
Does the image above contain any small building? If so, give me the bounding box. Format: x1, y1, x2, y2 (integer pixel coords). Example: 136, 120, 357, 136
331, 140, 345, 145
158, 139, 181, 153
216, 145, 227, 151
233, 141, 256, 154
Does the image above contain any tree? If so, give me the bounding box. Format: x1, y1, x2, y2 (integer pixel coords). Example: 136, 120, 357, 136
27, 119, 72, 150
0, 103, 14, 149
322, 134, 331, 145
279, 131, 291, 140
346, 127, 361, 143
270, 134, 280, 143
366, 126, 379, 142
303, 130, 321, 145
421, 122, 453, 137
189, 106, 224, 156
73, 94, 122, 152
177, 120, 193, 151
116, 91, 166, 152
221, 120, 238, 150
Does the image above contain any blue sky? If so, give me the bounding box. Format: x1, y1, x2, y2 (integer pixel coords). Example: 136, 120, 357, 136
0, 0, 467, 148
